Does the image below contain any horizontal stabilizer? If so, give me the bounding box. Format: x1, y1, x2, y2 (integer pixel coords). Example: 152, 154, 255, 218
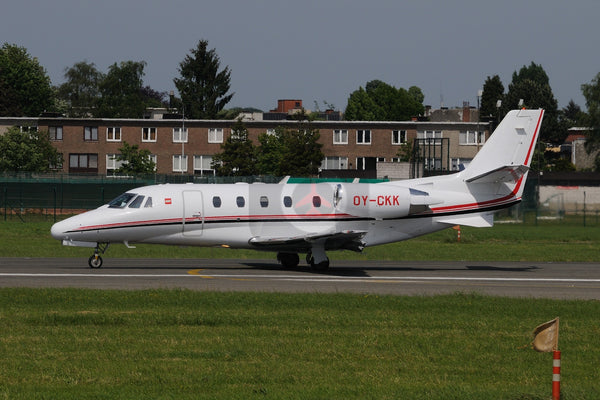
435, 213, 494, 227
465, 165, 529, 184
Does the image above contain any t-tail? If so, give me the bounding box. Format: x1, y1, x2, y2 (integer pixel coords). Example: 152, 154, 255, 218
460, 108, 544, 199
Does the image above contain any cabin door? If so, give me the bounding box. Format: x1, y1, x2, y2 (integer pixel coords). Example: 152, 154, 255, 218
182, 190, 204, 236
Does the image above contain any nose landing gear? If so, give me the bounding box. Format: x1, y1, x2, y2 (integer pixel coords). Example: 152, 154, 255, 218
88, 243, 109, 268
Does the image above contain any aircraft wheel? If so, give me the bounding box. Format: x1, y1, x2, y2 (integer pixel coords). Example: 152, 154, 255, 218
277, 252, 299, 268
88, 255, 103, 268
310, 257, 329, 271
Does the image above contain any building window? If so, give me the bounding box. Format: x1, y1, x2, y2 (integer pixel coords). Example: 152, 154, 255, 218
377, 157, 385, 162
451, 158, 472, 171
142, 127, 157, 142
106, 154, 125, 173
392, 130, 406, 145
356, 129, 371, 144
193, 155, 215, 175
84, 126, 98, 141
173, 127, 188, 143
49, 126, 63, 141
321, 156, 348, 170
19, 126, 38, 133
333, 129, 348, 144
107, 127, 121, 142
69, 153, 98, 173
417, 130, 442, 144
208, 128, 223, 143
459, 131, 485, 145
148, 154, 157, 171
172, 154, 188, 172
49, 154, 63, 170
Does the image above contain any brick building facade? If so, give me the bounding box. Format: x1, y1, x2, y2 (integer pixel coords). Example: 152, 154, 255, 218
1, 113, 489, 179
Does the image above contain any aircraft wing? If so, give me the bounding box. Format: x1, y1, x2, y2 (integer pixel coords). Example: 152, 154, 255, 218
248, 230, 367, 252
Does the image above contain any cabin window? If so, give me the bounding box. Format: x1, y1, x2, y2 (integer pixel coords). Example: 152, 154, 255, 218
236, 196, 245, 207
109, 193, 136, 208
259, 196, 269, 208
128, 195, 145, 208
283, 196, 292, 208
144, 197, 153, 208
212, 196, 222, 208
312, 196, 321, 208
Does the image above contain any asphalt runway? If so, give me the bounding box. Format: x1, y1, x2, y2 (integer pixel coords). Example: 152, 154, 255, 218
1, 257, 600, 299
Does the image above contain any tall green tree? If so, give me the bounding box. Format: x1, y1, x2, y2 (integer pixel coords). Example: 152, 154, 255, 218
114, 142, 156, 175
57, 61, 104, 117
256, 128, 285, 176
581, 72, 600, 162
480, 75, 504, 122
345, 80, 424, 121
502, 62, 560, 144
344, 87, 379, 121
0, 43, 54, 116
174, 40, 234, 119
212, 119, 257, 176
0, 127, 62, 172
96, 61, 147, 118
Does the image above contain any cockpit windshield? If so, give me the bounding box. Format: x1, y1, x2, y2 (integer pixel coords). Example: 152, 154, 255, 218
108, 193, 137, 208
128, 195, 145, 208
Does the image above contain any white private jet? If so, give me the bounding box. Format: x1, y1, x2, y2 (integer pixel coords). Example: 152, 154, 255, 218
51, 109, 544, 269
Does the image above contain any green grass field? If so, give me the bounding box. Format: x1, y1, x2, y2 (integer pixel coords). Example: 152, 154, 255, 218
1, 215, 599, 262
1, 217, 599, 398
1, 289, 599, 399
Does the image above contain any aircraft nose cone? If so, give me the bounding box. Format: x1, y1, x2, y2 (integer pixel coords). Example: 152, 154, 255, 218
50, 220, 68, 240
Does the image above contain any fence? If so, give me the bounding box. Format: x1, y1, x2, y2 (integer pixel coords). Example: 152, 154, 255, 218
2, 172, 599, 226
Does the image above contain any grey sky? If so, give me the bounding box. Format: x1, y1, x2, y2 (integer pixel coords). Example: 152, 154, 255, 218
2, 0, 599, 112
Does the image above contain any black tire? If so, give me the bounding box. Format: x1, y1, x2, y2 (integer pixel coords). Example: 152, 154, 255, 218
310, 257, 330, 271
277, 252, 300, 268
88, 255, 103, 268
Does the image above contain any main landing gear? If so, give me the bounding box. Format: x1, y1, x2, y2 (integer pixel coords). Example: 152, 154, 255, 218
276, 251, 330, 270
88, 243, 109, 268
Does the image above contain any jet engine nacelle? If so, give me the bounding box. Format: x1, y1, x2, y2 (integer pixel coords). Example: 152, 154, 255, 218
335, 183, 412, 219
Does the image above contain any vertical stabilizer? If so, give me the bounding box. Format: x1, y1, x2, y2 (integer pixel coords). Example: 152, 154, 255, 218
461, 109, 544, 182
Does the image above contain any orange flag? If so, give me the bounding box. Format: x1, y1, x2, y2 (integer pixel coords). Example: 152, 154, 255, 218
532, 317, 559, 352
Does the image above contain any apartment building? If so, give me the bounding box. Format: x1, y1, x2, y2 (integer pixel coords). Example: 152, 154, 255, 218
0, 105, 489, 179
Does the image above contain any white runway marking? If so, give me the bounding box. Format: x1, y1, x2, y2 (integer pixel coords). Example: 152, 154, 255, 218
2, 272, 600, 284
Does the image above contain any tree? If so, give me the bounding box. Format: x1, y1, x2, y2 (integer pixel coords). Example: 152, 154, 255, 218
256, 112, 323, 176
56, 61, 104, 117
344, 87, 379, 120
256, 128, 285, 176
480, 75, 504, 122
0, 127, 62, 172
140, 86, 168, 109
96, 61, 147, 118
0, 43, 54, 116
557, 99, 587, 138
345, 80, 424, 121
502, 62, 560, 144
174, 40, 234, 119
113, 142, 156, 175
581, 72, 600, 163
211, 119, 257, 176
